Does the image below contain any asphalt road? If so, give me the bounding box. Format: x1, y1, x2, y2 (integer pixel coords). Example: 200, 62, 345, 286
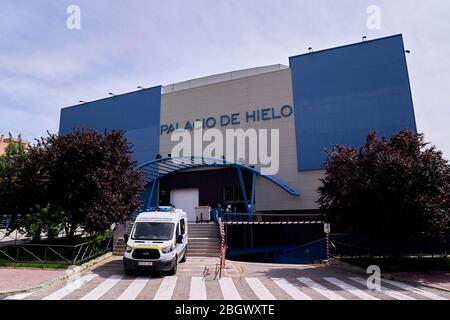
4, 256, 450, 300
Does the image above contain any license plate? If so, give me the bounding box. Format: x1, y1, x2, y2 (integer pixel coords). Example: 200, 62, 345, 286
138, 261, 153, 266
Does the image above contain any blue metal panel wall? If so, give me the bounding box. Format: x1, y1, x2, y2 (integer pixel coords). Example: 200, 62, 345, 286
59, 86, 162, 165
290, 35, 416, 171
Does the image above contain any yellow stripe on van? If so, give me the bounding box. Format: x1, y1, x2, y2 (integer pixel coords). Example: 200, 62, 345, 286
128, 243, 174, 250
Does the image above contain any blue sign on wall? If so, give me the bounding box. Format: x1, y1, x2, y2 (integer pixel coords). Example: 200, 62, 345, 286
59, 86, 162, 165
290, 34, 417, 171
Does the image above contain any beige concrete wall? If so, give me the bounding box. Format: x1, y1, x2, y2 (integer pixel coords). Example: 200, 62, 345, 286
159, 69, 323, 211
0, 136, 28, 156
0, 141, 8, 156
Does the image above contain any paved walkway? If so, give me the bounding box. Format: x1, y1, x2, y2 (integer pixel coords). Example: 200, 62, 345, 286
390, 272, 450, 291
3, 257, 449, 300
0, 268, 64, 293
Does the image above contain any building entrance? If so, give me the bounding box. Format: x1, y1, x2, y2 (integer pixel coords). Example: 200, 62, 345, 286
170, 188, 199, 222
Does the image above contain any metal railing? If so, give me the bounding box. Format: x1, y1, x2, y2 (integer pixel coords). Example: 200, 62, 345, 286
1, 214, 86, 246
0, 236, 113, 266
330, 234, 450, 258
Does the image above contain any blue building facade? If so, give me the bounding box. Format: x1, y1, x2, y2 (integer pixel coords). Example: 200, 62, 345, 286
59, 86, 162, 166
290, 34, 416, 171
59, 34, 417, 214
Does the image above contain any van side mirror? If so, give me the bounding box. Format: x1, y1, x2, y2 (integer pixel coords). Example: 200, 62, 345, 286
124, 234, 129, 242
176, 235, 183, 244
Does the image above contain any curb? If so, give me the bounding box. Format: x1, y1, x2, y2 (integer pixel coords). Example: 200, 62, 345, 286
332, 259, 450, 293
0, 252, 113, 299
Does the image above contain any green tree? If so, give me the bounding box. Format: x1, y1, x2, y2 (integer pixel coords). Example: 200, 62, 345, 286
0, 135, 27, 232
318, 130, 450, 256
18, 129, 144, 240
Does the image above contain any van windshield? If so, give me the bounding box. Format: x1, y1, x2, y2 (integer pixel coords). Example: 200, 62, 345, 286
131, 222, 174, 241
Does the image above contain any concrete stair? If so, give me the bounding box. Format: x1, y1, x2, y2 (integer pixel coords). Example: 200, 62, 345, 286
113, 238, 126, 256
113, 222, 134, 256
187, 223, 220, 257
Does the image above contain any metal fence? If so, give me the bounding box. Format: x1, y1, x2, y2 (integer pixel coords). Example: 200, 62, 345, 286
0, 236, 113, 266
330, 233, 450, 258
1, 214, 88, 247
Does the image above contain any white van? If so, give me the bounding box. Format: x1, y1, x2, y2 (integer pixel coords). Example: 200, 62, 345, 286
123, 207, 188, 275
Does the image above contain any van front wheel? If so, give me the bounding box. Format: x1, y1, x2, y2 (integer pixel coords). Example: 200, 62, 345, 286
180, 249, 187, 263
169, 257, 178, 275
124, 268, 134, 276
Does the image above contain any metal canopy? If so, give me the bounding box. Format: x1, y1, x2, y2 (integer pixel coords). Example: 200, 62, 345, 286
139, 156, 300, 213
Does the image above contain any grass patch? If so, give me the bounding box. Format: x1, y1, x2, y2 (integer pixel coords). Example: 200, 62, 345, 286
0, 258, 70, 269
341, 256, 450, 272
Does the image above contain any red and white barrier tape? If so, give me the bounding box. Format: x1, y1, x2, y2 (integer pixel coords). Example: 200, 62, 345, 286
223, 220, 324, 225
218, 220, 227, 279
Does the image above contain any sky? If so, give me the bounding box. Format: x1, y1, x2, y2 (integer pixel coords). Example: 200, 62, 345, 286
1, 0, 449, 158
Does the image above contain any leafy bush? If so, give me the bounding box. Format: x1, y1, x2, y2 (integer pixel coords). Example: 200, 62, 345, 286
318, 130, 450, 256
